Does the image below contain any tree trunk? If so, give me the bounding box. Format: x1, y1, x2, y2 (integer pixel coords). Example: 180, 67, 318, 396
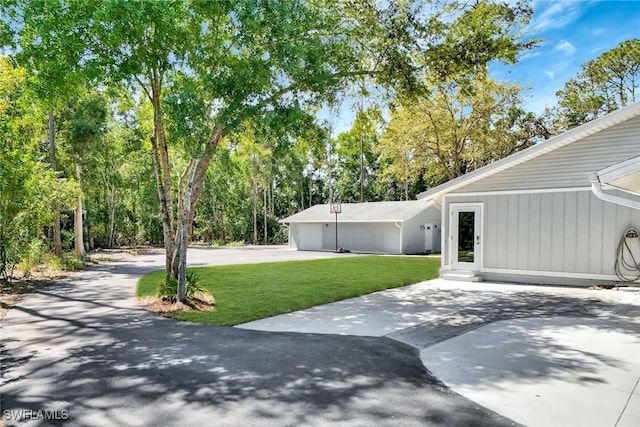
252, 177, 258, 244
171, 129, 224, 302
176, 161, 198, 302
49, 111, 62, 257
263, 186, 268, 244
132, 199, 138, 245
103, 169, 117, 248
74, 162, 85, 256
143, 66, 225, 300
269, 176, 274, 216
300, 174, 305, 210
148, 71, 175, 281
360, 132, 364, 203
404, 178, 409, 201
107, 189, 116, 248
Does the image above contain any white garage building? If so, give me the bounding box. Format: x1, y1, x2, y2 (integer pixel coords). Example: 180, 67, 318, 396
280, 201, 441, 255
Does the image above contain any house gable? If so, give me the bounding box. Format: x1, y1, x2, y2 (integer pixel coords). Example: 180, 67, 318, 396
460, 114, 640, 193
418, 101, 640, 200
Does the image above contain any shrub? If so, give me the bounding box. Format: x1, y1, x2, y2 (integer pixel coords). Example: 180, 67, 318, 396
17, 239, 49, 277
210, 240, 245, 248
61, 253, 85, 271
158, 271, 211, 302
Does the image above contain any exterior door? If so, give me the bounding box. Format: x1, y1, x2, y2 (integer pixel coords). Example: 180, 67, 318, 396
450, 205, 482, 271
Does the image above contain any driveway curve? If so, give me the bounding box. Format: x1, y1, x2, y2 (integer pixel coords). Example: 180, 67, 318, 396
1, 247, 517, 427
240, 274, 640, 427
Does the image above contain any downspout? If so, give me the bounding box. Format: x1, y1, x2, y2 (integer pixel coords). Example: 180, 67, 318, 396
587, 173, 640, 210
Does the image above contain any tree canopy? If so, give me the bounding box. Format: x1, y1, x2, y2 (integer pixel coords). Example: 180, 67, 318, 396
556, 39, 640, 129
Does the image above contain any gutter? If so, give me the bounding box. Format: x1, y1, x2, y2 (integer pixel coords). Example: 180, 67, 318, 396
587, 172, 640, 210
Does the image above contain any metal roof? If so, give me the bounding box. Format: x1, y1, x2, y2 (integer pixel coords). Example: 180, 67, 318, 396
279, 200, 435, 224
417, 101, 640, 201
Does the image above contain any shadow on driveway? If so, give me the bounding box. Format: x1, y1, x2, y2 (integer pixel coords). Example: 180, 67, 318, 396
1, 257, 519, 427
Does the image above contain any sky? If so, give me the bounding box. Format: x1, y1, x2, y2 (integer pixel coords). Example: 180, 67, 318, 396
325, 0, 640, 135
493, 0, 640, 114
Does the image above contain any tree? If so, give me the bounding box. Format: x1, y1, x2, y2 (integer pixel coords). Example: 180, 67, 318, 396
59, 93, 108, 255
556, 39, 640, 129
376, 112, 426, 201
0, 57, 78, 278
233, 124, 272, 244
2, 1, 95, 258
380, 69, 541, 191
5, 0, 533, 301
334, 108, 385, 203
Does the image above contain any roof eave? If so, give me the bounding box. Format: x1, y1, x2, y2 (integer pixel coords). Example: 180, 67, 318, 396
279, 219, 410, 224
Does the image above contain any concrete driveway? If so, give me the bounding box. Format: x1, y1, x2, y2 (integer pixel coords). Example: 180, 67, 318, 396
240, 278, 640, 427
2, 246, 639, 426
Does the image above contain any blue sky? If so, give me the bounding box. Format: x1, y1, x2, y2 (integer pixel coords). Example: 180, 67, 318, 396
326, 0, 640, 134
493, 0, 640, 114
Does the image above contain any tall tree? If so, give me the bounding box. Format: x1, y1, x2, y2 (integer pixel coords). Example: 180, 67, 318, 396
5, 0, 533, 301
59, 93, 108, 255
0, 57, 78, 278
380, 69, 545, 192
334, 108, 384, 203
556, 39, 640, 129
1, 1, 96, 257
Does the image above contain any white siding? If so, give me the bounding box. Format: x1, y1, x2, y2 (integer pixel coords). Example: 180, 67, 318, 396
402, 208, 442, 254
461, 115, 640, 193
444, 191, 640, 281
321, 223, 401, 254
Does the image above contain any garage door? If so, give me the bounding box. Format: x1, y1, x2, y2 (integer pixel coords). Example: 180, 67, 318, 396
298, 224, 323, 251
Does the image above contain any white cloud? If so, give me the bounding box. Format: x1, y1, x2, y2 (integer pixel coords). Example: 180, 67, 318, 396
528, 1, 594, 33
520, 51, 542, 61
544, 71, 555, 80
555, 41, 577, 55
592, 28, 605, 37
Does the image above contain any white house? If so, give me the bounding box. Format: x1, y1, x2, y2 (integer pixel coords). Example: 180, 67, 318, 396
418, 101, 640, 286
279, 201, 441, 255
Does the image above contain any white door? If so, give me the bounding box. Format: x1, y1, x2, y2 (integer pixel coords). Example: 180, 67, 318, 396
450, 205, 482, 271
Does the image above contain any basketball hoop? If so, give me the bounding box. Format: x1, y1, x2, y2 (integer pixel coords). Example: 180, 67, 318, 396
330, 201, 342, 252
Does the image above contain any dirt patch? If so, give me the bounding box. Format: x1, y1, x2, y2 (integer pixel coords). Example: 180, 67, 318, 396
138, 293, 215, 318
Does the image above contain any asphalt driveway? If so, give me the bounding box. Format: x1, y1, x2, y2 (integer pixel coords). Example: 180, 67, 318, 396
2, 246, 639, 426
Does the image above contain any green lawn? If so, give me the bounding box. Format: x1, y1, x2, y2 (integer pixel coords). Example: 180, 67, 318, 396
137, 255, 440, 325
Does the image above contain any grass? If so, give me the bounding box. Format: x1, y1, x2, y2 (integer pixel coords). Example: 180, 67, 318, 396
137, 255, 441, 325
